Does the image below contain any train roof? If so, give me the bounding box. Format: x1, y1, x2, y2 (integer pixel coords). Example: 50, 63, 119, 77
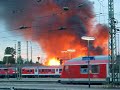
22, 65, 63, 69
64, 55, 109, 65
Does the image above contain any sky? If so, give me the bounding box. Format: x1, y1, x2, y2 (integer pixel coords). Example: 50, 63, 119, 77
0, 0, 120, 63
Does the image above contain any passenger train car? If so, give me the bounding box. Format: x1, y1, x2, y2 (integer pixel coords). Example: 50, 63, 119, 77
0, 55, 112, 83
22, 65, 62, 78
60, 55, 110, 84
0, 65, 62, 78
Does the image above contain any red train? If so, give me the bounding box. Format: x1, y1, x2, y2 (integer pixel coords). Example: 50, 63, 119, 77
0, 55, 113, 84
60, 55, 110, 84
22, 65, 62, 78
0, 65, 62, 78
0, 67, 16, 78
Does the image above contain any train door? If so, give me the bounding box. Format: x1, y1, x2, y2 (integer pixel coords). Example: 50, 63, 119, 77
34, 67, 38, 75
55, 68, 59, 74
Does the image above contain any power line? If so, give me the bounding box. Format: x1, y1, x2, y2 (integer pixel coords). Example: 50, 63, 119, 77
97, 0, 105, 7
0, 24, 95, 40
0, 0, 119, 36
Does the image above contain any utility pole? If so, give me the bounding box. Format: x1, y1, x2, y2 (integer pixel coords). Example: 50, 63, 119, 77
14, 41, 17, 78
17, 41, 21, 79
108, 0, 119, 85
27, 41, 29, 63
116, 34, 120, 55
30, 41, 32, 63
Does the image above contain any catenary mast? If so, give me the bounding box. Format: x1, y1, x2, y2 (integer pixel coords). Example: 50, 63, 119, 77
108, 0, 119, 85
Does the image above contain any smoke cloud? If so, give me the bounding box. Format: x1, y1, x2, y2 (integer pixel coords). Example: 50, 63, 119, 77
11, 0, 109, 62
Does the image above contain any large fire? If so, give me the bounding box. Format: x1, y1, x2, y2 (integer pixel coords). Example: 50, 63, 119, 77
47, 58, 60, 66
11, 0, 109, 65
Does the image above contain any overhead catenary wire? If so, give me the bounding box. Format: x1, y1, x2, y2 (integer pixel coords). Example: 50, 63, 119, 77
0, 0, 118, 42
0, 23, 95, 40
0, 0, 110, 34
97, 0, 107, 23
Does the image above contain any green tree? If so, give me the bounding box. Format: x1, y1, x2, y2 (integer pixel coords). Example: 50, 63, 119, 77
0, 61, 3, 64
24, 60, 31, 64
30, 59, 33, 64
3, 47, 16, 64
17, 56, 23, 64
35, 61, 39, 64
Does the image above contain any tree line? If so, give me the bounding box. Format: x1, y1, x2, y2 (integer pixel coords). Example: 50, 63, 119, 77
0, 47, 33, 64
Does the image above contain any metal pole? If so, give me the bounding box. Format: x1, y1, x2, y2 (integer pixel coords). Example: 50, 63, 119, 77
37, 57, 40, 78
87, 40, 90, 88
108, 0, 118, 85
30, 41, 32, 63
14, 42, 17, 78
27, 41, 28, 63
38, 64, 39, 78
116, 34, 119, 55
118, 34, 120, 80
7, 57, 8, 79
118, 34, 119, 55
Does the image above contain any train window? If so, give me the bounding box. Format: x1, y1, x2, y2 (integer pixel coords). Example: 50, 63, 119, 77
39, 69, 42, 72
4, 69, 8, 71
45, 69, 48, 72
59, 69, 62, 73
30, 70, 32, 72
42, 69, 44, 72
51, 69, 55, 72
80, 65, 88, 74
48, 69, 51, 72
59, 69, 62, 72
46, 69, 49, 72
91, 65, 99, 74
44, 69, 46, 72
35, 69, 37, 72
56, 69, 58, 72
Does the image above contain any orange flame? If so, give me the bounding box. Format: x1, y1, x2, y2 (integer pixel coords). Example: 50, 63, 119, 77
47, 58, 60, 66
13, 0, 109, 65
